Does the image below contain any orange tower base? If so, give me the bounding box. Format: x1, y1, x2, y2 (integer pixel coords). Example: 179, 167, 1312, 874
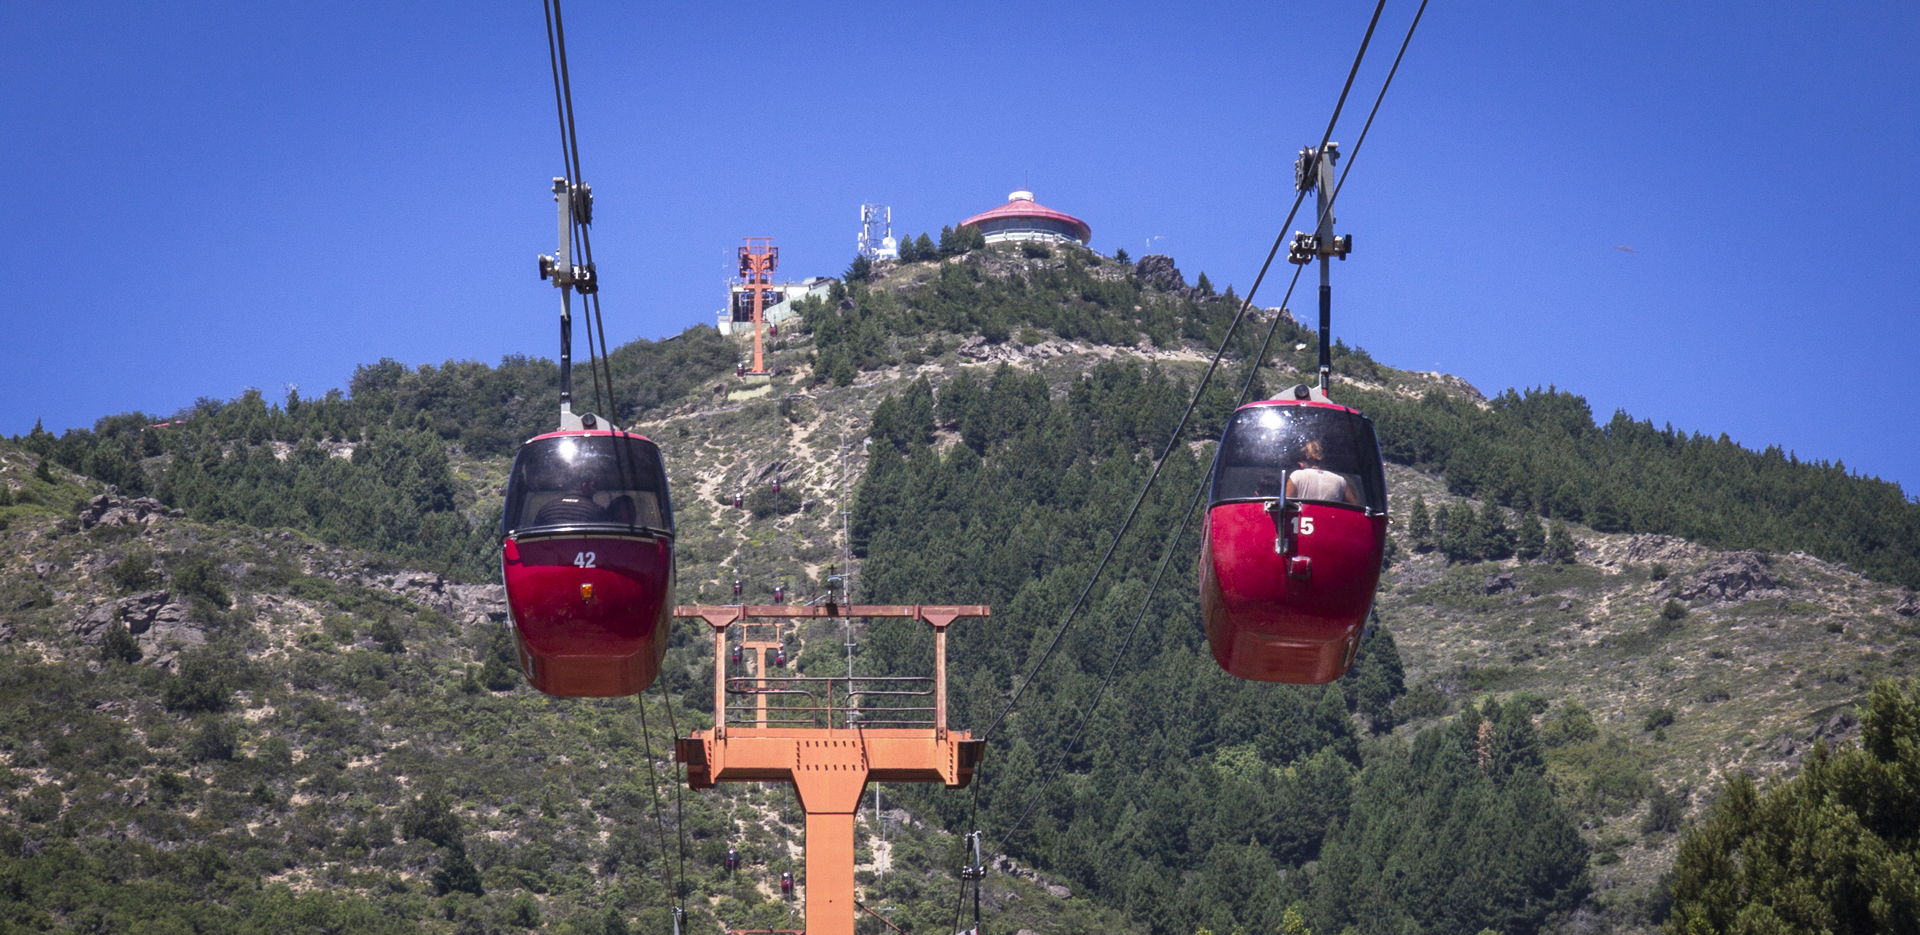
675, 605, 987, 935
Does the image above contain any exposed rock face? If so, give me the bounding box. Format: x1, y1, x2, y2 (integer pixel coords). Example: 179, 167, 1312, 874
1623, 534, 1704, 564
70, 590, 204, 655
1769, 710, 1860, 763
1896, 593, 1919, 617
956, 336, 1077, 364
993, 855, 1071, 899
77, 494, 183, 530
358, 571, 505, 627
1483, 572, 1517, 595
1677, 551, 1782, 602
1132, 255, 1186, 294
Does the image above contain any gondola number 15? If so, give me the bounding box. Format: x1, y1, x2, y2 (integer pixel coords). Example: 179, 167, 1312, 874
573, 552, 597, 568
1290, 516, 1315, 535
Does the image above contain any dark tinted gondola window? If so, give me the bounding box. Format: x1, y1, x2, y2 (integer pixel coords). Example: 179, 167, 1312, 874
504, 434, 674, 535
1210, 405, 1386, 511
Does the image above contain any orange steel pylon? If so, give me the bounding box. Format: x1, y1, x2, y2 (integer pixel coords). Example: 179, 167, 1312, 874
738, 239, 778, 375
676, 604, 988, 935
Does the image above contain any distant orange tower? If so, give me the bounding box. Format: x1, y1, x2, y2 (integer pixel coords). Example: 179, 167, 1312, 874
676, 604, 987, 935
737, 239, 778, 376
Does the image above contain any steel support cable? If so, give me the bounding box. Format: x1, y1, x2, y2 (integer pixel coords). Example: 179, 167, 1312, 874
547, 1, 690, 922
653, 675, 692, 908
634, 694, 682, 910
546, 0, 619, 420
982, 0, 1429, 868
978, 0, 1389, 745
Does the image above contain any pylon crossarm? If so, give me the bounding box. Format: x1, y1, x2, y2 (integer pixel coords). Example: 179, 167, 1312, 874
673, 602, 989, 935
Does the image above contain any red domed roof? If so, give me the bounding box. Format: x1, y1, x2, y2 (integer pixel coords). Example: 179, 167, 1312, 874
960, 191, 1091, 243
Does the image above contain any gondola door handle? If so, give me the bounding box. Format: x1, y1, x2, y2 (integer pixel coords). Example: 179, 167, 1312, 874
1265, 499, 1297, 555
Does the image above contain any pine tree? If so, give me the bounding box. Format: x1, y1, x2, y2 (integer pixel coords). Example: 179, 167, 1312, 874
913, 232, 936, 260
1441, 501, 1479, 563
1667, 678, 1920, 933
1114, 247, 1131, 264
1546, 519, 1577, 564
1407, 495, 1433, 551
1516, 510, 1545, 560
1479, 498, 1514, 560
844, 254, 872, 283
1195, 271, 1215, 296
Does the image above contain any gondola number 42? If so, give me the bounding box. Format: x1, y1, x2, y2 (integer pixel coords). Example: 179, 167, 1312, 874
573, 551, 597, 568
1290, 516, 1315, 535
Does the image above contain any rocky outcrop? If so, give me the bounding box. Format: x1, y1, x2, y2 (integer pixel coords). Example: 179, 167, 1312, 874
993, 855, 1071, 899
77, 494, 182, 530
1676, 551, 1782, 602
70, 590, 204, 655
1483, 572, 1517, 595
1132, 255, 1186, 294
1768, 710, 1859, 763
956, 335, 1078, 364
1896, 593, 1919, 617
1623, 534, 1705, 565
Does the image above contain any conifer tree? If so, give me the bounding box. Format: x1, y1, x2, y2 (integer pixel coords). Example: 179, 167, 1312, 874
1407, 495, 1432, 550
1667, 678, 1920, 933
844, 254, 872, 283
913, 232, 936, 260
1546, 519, 1577, 564
1114, 247, 1130, 264
1195, 271, 1215, 296
1479, 498, 1514, 560
1441, 501, 1479, 563
1516, 509, 1545, 560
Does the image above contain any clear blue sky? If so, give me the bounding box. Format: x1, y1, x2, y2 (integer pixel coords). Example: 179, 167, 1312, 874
4, 2, 1915, 493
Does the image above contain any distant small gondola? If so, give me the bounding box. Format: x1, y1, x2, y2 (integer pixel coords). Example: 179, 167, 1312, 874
500, 427, 676, 697
1199, 386, 1387, 683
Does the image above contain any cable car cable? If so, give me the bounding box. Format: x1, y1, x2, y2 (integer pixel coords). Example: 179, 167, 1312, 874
543, 2, 690, 923
652, 674, 693, 909
634, 693, 685, 917
979, 0, 1389, 745
974, 0, 1428, 882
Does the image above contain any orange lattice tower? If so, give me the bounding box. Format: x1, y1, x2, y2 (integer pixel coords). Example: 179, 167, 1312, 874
737, 239, 778, 376
676, 604, 987, 935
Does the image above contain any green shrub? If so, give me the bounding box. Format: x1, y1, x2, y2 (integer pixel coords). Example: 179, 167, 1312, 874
186, 717, 236, 762
369, 616, 404, 653
100, 619, 142, 664
1660, 599, 1689, 621
1642, 707, 1676, 732
108, 548, 161, 592
19, 784, 62, 823
171, 557, 229, 608
162, 653, 233, 713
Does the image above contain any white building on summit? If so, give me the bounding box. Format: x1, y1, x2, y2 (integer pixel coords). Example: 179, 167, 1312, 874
959, 191, 1091, 247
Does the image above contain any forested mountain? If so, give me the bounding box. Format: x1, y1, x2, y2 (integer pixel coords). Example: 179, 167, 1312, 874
2, 240, 1916, 934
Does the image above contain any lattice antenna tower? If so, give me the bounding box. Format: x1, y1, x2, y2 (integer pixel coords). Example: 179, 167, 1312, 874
858, 204, 898, 259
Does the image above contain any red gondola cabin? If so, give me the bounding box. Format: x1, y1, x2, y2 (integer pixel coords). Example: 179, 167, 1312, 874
501, 430, 675, 697
1199, 388, 1387, 683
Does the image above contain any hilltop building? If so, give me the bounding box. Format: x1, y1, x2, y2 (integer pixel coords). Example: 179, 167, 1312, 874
959, 190, 1091, 247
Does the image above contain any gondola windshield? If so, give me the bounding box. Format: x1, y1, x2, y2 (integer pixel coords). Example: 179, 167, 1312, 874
1210, 405, 1386, 511
504, 434, 674, 536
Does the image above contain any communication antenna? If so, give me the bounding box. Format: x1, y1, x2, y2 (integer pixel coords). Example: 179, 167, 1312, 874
859, 204, 897, 259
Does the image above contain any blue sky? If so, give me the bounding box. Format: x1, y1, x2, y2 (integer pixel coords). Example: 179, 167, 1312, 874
4, 2, 1915, 493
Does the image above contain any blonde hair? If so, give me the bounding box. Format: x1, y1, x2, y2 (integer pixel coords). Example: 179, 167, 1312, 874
1299, 439, 1325, 462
